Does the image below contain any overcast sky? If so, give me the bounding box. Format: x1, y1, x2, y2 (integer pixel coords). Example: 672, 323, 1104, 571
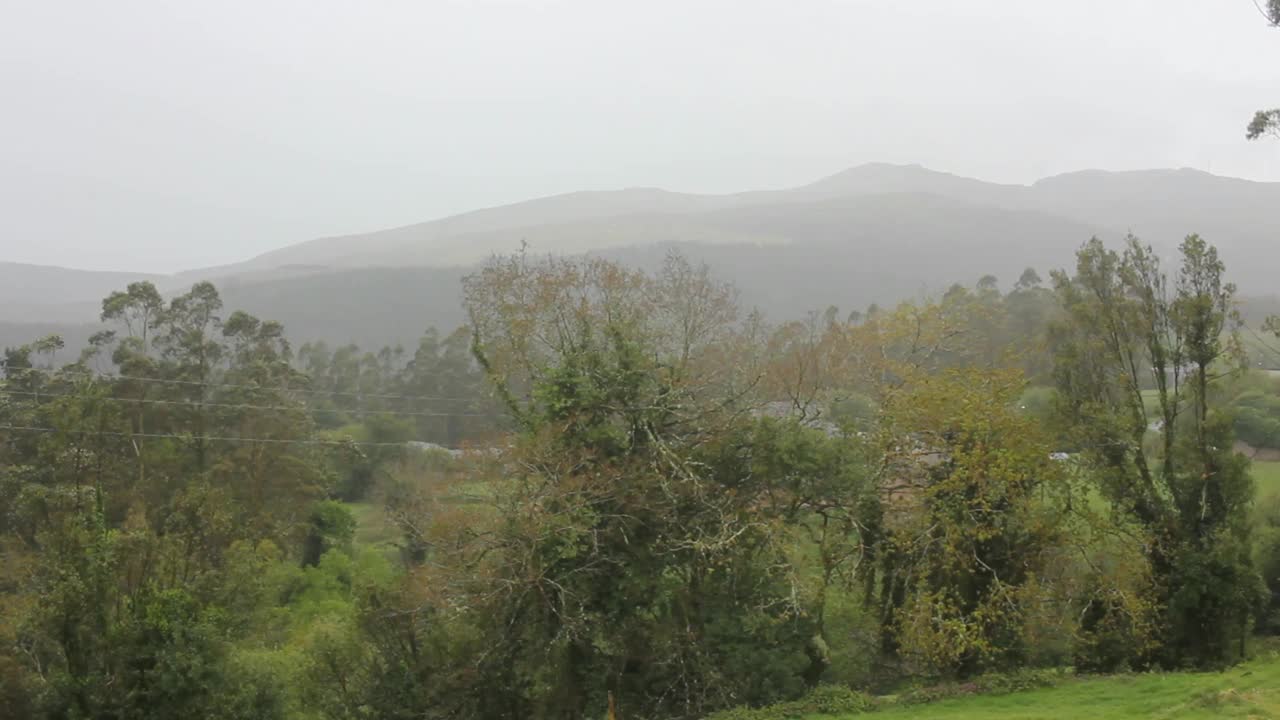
2, 0, 1278, 273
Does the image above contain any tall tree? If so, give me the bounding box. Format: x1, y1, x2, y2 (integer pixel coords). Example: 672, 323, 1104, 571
444, 252, 825, 719
1050, 235, 1263, 667
157, 282, 224, 471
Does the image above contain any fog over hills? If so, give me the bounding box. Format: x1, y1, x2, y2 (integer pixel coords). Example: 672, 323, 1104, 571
4, 163, 1278, 352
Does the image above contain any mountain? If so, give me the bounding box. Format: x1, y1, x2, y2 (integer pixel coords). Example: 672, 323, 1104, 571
191, 163, 1280, 283
4, 164, 1278, 354
210, 164, 1037, 274
0, 263, 162, 323
597, 192, 1101, 321
193, 193, 1099, 349
226, 188, 736, 273
758, 162, 1028, 207
1024, 168, 1280, 291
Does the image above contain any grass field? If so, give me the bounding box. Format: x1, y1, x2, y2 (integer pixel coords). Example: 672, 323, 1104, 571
839, 653, 1280, 719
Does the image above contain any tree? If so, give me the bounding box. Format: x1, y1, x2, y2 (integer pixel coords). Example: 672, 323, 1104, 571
871, 367, 1069, 678
1242, 2, 1279, 140
11, 493, 281, 720
157, 282, 224, 471
101, 281, 164, 355
438, 252, 825, 719
1247, 109, 1280, 141
1004, 272, 1056, 382
301, 500, 357, 567
1050, 235, 1263, 667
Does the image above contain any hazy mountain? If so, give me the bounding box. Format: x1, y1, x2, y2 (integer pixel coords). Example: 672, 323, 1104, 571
188, 192, 1102, 349
228, 188, 736, 273
597, 192, 1102, 322
216, 266, 470, 349
1025, 168, 1280, 291
4, 164, 1278, 354
186, 163, 1280, 284
206, 164, 1039, 274
747, 162, 1029, 207
0, 263, 161, 323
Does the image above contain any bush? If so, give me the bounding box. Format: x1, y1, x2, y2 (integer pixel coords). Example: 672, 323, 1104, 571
702, 685, 875, 720
1255, 496, 1280, 635
894, 668, 1064, 706
1231, 389, 1280, 449
1235, 407, 1280, 449
702, 664, 1066, 718
801, 685, 877, 714
301, 501, 356, 567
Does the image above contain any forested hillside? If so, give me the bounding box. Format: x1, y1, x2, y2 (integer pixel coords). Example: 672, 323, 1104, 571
4, 235, 1280, 719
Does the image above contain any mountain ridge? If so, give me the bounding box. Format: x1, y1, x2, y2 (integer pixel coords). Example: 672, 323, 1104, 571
5, 163, 1278, 353
10, 163, 1277, 278
175, 162, 1280, 278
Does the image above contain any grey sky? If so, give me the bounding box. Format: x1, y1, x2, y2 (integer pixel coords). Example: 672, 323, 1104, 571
2, 0, 1278, 273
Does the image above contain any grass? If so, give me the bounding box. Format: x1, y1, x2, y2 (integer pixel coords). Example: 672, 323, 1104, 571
1254, 460, 1280, 501
347, 501, 400, 557
819, 653, 1280, 719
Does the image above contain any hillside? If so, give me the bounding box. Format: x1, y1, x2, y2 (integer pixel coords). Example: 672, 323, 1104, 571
0, 263, 161, 323
230, 187, 736, 272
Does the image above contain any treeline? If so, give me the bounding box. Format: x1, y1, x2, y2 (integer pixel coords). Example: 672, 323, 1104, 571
1, 238, 1278, 719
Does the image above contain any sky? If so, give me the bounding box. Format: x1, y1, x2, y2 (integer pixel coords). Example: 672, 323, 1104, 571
1, 0, 1278, 273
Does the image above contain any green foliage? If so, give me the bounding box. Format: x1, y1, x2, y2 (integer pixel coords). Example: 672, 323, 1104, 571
872, 368, 1071, 678
6, 249, 1280, 720
829, 393, 878, 430
1254, 493, 1280, 634
448, 253, 851, 718
302, 500, 357, 567
1227, 379, 1280, 450
1051, 235, 1263, 668
893, 667, 1063, 705
702, 685, 876, 720
1247, 109, 1280, 141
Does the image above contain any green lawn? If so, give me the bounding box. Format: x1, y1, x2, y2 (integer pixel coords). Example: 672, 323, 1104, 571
826, 653, 1280, 719
1255, 460, 1280, 501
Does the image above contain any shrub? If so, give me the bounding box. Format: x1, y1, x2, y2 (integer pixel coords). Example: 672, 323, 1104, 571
702, 684, 876, 720
894, 668, 1063, 706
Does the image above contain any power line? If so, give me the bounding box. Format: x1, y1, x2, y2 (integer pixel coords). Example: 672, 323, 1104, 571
0, 424, 441, 449
2, 366, 483, 403
1245, 325, 1280, 364
0, 388, 495, 419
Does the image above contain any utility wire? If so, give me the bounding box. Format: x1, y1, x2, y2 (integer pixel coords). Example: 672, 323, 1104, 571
1245, 324, 1280, 363
1, 366, 483, 403
0, 424, 439, 448
0, 388, 495, 419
